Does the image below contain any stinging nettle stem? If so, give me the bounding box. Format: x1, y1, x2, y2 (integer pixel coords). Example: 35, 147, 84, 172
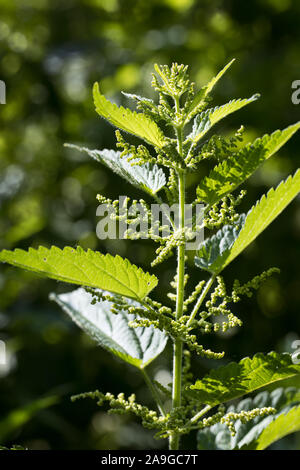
187, 275, 216, 328
186, 405, 212, 427
169, 170, 185, 450
169, 94, 186, 449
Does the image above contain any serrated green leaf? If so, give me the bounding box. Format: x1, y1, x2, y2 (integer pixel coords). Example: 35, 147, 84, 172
204, 59, 236, 96
196, 122, 300, 206
197, 387, 300, 450
251, 405, 300, 450
222, 169, 300, 269
195, 214, 245, 273
188, 94, 259, 144
65, 144, 166, 196
93, 82, 166, 148
51, 288, 167, 369
0, 246, 158, 301
184, 59, 236, 123
190, 352, 300, 407
196, 170, 300, 274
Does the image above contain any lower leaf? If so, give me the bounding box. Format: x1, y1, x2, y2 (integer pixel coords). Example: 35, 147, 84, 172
248, 405, 300, 450
50, 287, 167, 369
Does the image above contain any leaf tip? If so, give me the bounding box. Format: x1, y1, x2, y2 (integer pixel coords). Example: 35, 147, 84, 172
92, 81, 100, 93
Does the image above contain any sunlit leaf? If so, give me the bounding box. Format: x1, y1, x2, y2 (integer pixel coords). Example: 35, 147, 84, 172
0, 246, 158, 301
121, 92, 154, 105
196, 169, 300, 274
93, 82, 166, 148
185, 59, 236, 123
190, 352, 300, 407
187, 94, 259, 143
196, 122, 300, 206
250, 405, 300, 450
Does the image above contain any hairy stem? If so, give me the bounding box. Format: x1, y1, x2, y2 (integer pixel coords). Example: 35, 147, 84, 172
168, 94, 187, 450
186, 275, 216, 328
169, 169, 186, 450
187, 404, 212, 426
141, 368, 166, 417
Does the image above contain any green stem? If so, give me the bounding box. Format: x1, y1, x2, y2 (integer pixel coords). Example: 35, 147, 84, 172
169, 169, 186, 451
168, 94, 187, 450
186, 275, 216, 328
141, 368, 166, 417
181, 405, 212, 433
174, 96, 183, 156
189, 404, 212, 425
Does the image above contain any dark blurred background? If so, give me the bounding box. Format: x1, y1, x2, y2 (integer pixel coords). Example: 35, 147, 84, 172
0, 0, 299, 450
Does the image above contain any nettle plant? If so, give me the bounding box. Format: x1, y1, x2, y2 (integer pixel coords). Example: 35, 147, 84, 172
1, 60, 300, 451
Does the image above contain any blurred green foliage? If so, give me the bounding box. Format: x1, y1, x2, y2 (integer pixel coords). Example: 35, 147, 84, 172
0, 0, 299, 450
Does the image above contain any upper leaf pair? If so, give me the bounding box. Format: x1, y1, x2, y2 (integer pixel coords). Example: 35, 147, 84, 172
94, 59, 255, 155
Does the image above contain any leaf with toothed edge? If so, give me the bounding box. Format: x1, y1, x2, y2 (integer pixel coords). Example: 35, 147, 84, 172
249, 405, 300, 450
195, 169, 300, 274
196, 122, 300, 206
187, 94, 260, 144
93, 82, 166, 148
0, 246, 158, 301
190, 351, 300, 407
219, 169, 300, 271
65, 144, 166, 196
195, 214, 245, 273
184, 59, 236, 124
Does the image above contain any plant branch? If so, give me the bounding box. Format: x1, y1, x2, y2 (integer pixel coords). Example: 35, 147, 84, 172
169, 108, 186, 448
186, 275, 216, 327
184, 405, 213, 430
141, 368, 166, 417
